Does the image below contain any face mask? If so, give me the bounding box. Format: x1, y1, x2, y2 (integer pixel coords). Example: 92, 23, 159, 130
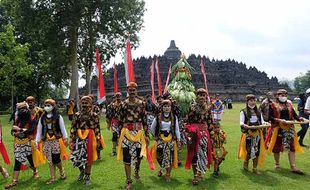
279, 97, 287, 103
248, 105, 255, 109
44, 106, 53, 113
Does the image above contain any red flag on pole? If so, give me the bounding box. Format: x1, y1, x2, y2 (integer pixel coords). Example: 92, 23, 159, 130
95, 48, 106, 104
113, 62, 118, 94
150, 60, 156, 103
164, 63, 172, 94
125, 36, 135, 84
155, 57, 162, 96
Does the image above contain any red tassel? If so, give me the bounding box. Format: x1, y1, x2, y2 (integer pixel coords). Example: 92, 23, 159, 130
21, 164, 28, 170
0, 142, 10, 165
87, 130, 95, 165
146, 146, 155, 170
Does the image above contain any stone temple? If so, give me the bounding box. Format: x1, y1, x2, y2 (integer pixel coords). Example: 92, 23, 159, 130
100, 40, 284, 101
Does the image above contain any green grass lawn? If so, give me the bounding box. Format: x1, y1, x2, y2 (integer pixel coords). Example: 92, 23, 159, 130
0, 102, 310, 190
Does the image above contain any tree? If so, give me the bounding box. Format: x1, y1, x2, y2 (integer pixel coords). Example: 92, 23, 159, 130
167, 55, 196, 117
294, 71, 310, 94
0, 24, 32, 108
1, 0, 70, 105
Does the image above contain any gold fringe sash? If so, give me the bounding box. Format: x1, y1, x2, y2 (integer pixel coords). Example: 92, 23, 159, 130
150, 134, 178, 169
268, 124, 303, 155
100, 134, 106, 149
117, 128, 146, 161
32, 141, 46, 168
78, 129, 89, 140
238, 131, 266, 166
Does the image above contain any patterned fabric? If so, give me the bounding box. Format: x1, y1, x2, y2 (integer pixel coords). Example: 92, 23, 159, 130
246, 135, 260, 159
14, 141, 32, 164
187, 102, 213, 128
43, 139, 60, 164
211, 130, 227, 160
106, 102, 122, 120
278, 128, 294, 151
70, 111, 101, 143
70, 138, 88, 168
119, 98, 147, 130
122, 130, 141, 165
146, 115, 155, 134
196, 135, 209, 173
157, 137, 174, 171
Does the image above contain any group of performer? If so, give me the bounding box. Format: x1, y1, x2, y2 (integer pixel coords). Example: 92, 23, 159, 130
0, 83, 309, 190
238, 89, 309, 176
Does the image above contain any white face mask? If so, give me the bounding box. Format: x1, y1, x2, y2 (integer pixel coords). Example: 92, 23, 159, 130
44, 106, 53, 113
279, 96, 287, 103
248, 105, 255, 109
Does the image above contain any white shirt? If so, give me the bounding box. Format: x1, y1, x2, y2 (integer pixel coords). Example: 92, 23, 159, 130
240, 111, 265, 126
304, 96, 310, 125
35, 114, 67, 142
150, 115, 181, 141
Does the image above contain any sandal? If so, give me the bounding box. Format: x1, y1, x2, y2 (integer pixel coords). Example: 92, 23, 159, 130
46, 177, 56, 185
165, 174, 171, 182
274, 164, 281, 171
5, 180, 18, 189
192, 175, 199, 185
33, 171, 39, 179
123, 179, 132, 190
60, 168, 66, 180
253, 168, 261, 175
157, 170, 163, 177
291, 167, 304, 175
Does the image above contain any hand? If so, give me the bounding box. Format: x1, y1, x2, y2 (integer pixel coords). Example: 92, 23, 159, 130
263, 122, 271, 126
63, 138, 69, 147
12, 125, 20, 131
34, 141, 39, 149
243, 124, 249, 129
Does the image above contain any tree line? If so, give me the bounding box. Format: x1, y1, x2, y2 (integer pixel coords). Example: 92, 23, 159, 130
0, 0, 146, 110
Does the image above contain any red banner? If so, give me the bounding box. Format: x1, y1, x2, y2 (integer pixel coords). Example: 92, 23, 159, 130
113, 62, 118, 94
155, 57, 162, 96
164, 63, 172, 94
125, 37, 135, 84
150, 60, 156, 103
95, 48, 106, 103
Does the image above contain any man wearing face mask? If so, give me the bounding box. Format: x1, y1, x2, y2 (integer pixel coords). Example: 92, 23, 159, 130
184, 88, 213, 186
70, 96, 102, 186
238, 94, 267, 175
117, 82, 148, 190
35, 99, 68, 184
268, 89, 308, 175
150, 99, 181, 182
5, 102, 40, 189
106, 92, 123, 156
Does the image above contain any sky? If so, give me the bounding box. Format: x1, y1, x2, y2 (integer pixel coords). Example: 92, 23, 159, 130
118, 0, 309, 81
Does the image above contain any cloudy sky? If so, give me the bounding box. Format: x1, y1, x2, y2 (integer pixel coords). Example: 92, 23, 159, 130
126, 0, 310, 81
